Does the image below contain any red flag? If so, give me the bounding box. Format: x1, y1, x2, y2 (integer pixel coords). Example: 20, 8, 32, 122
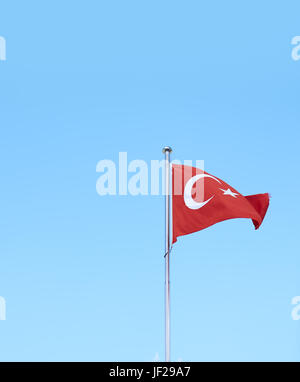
172, 164, 269, 244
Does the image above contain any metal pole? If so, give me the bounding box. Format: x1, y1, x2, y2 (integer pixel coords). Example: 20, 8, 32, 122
162, 146, 172, 362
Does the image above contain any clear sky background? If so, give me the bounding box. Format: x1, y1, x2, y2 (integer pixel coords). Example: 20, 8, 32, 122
0, 1, 300, 361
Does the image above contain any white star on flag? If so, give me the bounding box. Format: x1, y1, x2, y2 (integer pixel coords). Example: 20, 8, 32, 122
219, 188, 239, 198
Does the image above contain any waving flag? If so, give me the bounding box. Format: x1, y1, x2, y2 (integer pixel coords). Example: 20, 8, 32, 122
172, 164, 269, 243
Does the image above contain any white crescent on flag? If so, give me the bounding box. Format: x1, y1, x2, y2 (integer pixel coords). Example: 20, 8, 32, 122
184, 174, 221, 210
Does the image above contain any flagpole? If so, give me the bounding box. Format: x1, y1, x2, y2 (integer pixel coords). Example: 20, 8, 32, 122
162, 146, 172, 362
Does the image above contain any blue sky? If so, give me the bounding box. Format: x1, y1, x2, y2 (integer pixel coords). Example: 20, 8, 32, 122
0, 1, 300, 361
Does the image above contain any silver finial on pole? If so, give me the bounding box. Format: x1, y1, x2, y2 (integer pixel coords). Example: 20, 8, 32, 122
162, 146, 172, 362
162, 146, 172, 154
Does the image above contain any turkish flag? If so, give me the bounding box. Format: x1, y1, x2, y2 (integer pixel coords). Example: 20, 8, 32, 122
172, 164, 269, 244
